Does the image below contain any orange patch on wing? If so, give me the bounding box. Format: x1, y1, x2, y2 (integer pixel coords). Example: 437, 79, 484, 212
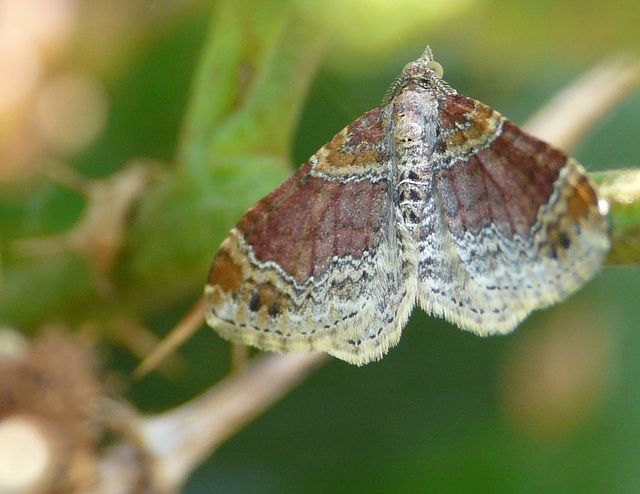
255, 282, 290, 313
444, 102, 495, 149
313, 109, 385, 174
566, 176, 599, 221
208, 245, 243, 294
244, 281, 293, 329
315, 134, 383, 172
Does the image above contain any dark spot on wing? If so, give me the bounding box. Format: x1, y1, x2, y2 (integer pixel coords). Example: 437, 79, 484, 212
268, 303, 281, 318
248, 293, 261, 312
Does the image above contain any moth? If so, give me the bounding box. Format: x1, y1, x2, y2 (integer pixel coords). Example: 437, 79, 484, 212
205, 47, 610, 365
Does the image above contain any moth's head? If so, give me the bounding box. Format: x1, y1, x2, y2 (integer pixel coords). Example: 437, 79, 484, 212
402, 46, 444, 80
382, 46, 453, 106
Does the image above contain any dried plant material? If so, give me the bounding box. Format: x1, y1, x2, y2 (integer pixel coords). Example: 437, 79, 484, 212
0, 415, 59, 494
0, 329, 103, 493
111, 318, 186, 379
133, 298, 206, 379
0, 326, 29, 361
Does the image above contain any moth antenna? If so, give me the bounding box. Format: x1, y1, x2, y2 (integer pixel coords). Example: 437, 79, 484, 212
383, 48, 433, 107
381, 76, 403, 107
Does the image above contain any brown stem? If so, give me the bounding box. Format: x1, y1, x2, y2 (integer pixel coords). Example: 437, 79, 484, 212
524, 55, 640, 152
129, 352, 327, 492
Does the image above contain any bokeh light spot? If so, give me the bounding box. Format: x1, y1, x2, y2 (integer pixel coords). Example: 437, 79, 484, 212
35, 72, 109, 156
500, 307, 615, 438
0, 29, 41, 115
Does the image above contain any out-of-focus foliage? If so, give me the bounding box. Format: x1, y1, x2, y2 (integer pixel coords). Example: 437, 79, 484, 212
0, 0, 639, 492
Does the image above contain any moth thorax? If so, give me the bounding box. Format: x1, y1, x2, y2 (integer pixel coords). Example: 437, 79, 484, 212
392, 89, 438, 157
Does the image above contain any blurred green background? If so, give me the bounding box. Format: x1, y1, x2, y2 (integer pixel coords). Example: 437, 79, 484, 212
1, 0, 639, 492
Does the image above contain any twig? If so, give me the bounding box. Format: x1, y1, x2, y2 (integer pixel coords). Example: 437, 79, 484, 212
106, 352, 328, 493
524, 55, 640, 152
133, 298, 206, 379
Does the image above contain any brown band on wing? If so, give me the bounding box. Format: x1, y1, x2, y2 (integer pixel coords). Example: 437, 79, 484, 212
237, 167, 389, 284
477, 121, 568, 236
208, 245, 242, 295
437, 115, 577, 240
566, 173, 599, 221
438, 93, 475, 128
474, 146, 543, 237
436, 155, 492, 237
235, 162, 314, 231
